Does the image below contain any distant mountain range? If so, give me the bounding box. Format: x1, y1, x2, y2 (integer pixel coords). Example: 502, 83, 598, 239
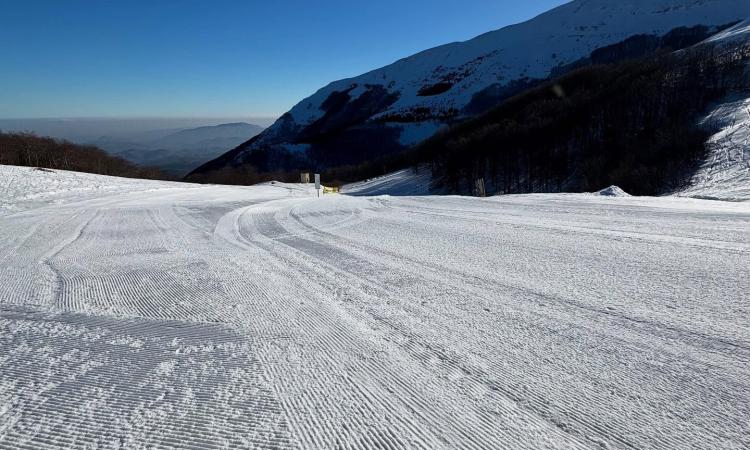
0, 118, 269, 177
89, 122, 265, 176
190, 0, 750, 184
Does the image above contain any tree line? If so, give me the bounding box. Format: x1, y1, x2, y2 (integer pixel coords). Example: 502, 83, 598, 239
0, 132, 167, 180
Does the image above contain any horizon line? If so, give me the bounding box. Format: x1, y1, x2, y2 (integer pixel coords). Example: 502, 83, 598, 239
0, 115, 282, 121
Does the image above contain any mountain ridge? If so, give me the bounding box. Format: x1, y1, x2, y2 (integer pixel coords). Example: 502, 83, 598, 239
189, 0, 750, 191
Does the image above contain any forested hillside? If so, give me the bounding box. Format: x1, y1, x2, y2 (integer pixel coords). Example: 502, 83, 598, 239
413, 43, 750, 195
317, 38, 750, 195
0, 132, 166, 180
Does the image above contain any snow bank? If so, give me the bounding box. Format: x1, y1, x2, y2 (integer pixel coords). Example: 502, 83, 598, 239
0, 165, 189, 216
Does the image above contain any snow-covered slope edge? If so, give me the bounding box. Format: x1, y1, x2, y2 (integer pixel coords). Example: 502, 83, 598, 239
679, 97, 750, 202
342, 168, 435, 196
191, 0, 750, 178
678, 18, 750, 201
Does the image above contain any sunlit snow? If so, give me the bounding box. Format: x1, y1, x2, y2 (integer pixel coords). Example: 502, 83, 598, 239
1, 165, 748, 449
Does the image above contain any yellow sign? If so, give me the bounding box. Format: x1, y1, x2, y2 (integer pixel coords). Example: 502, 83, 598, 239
323, 186, 340, 194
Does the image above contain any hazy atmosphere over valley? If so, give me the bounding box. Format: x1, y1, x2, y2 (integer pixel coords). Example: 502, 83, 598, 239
1, 1, 749, 449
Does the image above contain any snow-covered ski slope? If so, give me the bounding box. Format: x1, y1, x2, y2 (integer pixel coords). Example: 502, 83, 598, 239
677, 18, 750, 201
680, 95, 750, 201
1, 165, 749, 449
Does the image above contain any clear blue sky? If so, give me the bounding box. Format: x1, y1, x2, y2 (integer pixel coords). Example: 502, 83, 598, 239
0, 0, 568, 119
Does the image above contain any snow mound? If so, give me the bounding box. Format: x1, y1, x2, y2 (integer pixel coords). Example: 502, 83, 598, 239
596, 185, 631, 197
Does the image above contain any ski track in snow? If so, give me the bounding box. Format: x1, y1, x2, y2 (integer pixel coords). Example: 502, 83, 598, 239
1, 165, 749, 449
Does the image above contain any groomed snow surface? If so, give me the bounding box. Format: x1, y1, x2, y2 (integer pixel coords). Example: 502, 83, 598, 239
1, 165, 749, 449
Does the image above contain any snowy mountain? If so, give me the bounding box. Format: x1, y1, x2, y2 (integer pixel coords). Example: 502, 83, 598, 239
192, 0, 750, 177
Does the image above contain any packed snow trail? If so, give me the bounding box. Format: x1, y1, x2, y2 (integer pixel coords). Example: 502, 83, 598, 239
1, 166, 749, 449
